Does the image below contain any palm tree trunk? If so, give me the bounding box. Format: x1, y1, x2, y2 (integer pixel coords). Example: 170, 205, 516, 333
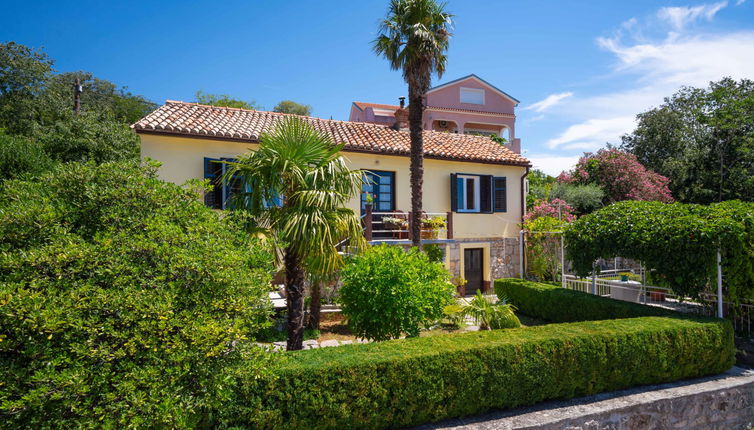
408, 84, 425, 247
307, 281, 321, 331
284, 247, 305, 350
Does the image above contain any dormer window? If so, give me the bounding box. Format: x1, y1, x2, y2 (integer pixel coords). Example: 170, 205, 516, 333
460, 87, 485, 105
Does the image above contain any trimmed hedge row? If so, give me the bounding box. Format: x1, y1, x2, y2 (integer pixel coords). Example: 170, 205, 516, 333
228, 280, 734, 429
495, 278, 676, 322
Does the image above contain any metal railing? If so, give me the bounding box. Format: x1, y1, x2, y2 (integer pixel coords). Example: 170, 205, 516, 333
563, 273, 754, 339
362, 204, 453, 241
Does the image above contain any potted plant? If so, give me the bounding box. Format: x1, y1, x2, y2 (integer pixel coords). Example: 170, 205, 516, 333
619, 272, 632, 282
382, 216, 407, 231
421, 216, 446, 239
454, 277, 467, 297
648, 288, 667, 302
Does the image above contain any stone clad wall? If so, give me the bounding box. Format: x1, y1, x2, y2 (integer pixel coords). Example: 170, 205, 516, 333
446, 237, 521, 283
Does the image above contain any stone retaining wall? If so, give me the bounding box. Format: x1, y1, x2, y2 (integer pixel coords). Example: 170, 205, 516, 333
417, 367, 754, 430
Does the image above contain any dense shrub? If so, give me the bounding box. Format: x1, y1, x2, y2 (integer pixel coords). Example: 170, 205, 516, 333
35, 112, 140, 164
231, 314, 733, 429
550, 182, 604, 215
558, 148, 673, 203
495, 278, 675, 322
0, 130, 54, 180
565, 200, 754, 300
338, 244, 454, 340
0, 161, 273, 428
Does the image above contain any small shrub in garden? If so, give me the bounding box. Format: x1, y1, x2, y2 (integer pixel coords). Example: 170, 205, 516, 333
0, 161, 274, 428
338, 244, 454, 340
462, 291, 520, 330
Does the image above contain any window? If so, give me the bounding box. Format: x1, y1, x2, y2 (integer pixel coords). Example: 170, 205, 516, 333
204, 157, 280, 210
451, 174, 507, 214
454, 175, 481, 212
361, 170, 395, 212
460, 87, 485, 105
493, 177, 507, 212
204, 157, 233, 209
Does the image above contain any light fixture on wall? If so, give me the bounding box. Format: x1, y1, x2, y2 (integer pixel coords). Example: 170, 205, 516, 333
439, 120, 448, 128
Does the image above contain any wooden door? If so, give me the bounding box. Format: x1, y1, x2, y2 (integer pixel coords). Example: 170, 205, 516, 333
463, 248, 483, 295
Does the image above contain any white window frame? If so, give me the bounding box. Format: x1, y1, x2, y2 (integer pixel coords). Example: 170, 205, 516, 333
460, 87, 485, 105
457, 175, 481, 213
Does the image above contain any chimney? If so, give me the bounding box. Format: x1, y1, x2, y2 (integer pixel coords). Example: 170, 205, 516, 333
399, 97, 405, 109
392, 106, 409, 130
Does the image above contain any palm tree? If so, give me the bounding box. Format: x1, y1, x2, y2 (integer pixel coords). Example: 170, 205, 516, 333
374, 0, 453, 246
226, 117, 365, 350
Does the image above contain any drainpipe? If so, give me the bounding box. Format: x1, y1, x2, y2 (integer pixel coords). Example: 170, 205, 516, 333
519, 167, 530, 279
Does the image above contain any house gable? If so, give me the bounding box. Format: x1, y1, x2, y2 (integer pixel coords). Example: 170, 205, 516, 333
425, 74, 518, 114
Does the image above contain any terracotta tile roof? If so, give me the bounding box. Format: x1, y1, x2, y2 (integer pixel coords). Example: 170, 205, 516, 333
352, 101, 401, 112
132, 101, 531, 166
426, 105, 515, 117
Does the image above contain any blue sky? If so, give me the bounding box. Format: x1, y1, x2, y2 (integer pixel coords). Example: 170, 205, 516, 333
3, 1, 753, 175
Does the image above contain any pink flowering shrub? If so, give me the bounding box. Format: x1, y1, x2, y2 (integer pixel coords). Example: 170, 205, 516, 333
524, 198, 576, 224
558, 148, 673, 203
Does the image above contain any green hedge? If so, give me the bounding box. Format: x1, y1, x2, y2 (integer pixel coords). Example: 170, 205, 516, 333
495, 278, 676, 322
226, 282, 734, 429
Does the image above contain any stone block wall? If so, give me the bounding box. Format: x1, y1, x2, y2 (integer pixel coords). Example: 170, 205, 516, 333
445, 237, 521, 283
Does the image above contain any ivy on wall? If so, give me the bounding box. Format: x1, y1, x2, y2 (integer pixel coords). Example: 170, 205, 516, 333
565, 200, 754, 301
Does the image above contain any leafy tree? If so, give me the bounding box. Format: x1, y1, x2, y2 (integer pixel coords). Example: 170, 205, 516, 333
35, 111, 140, 164
195, 90, 262, 110
374, 0, 453, 246
550, 182, 604, 215
526, 168, 556, 209
226, 117, 365, 350
558, 148, 673, 204
273, 100, 312, 116
0, 42, 151, 178
0, 161, 273, 427
621, 78, 754, 204
339, 244, 454, 340
0, 42, 53, 134
1, 42, 155, 133
45, 71, 156, 123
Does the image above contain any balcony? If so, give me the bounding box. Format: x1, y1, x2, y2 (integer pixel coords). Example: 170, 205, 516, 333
362, 204, 454, 244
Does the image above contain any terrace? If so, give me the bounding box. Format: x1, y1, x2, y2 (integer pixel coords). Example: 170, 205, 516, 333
361, 203, 454, 244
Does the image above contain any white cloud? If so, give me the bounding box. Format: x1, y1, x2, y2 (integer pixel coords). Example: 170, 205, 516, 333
525, 92, 573, 112
657, 1, 727, 31
736, 0, 747, 5
547, 117, 635, 149
541, 4, 754, 151
527, 155, 580, 177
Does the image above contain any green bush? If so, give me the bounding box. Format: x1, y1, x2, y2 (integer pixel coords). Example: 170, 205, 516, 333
462, 291, 521, 329
495, 278, 675, 322
0, 130, 54, 180
550, 182, 604, 215
0, 161, 273, 428
565, 200, 754, 300
230, 314, 733, 429
338, 244, 454, 340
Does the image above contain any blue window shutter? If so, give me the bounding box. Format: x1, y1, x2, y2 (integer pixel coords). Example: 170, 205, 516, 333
204, 157, 223, 209
480, 175, 493, 213
493, 177, 507, 212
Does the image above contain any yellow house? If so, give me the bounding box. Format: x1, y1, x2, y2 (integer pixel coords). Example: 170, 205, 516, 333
133, 101, 531, 294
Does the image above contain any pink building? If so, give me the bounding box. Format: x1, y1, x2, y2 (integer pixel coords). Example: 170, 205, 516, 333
349, 74, 521, 153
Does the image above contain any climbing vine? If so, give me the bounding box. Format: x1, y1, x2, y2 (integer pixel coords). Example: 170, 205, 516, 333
565, 200, 754, 301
